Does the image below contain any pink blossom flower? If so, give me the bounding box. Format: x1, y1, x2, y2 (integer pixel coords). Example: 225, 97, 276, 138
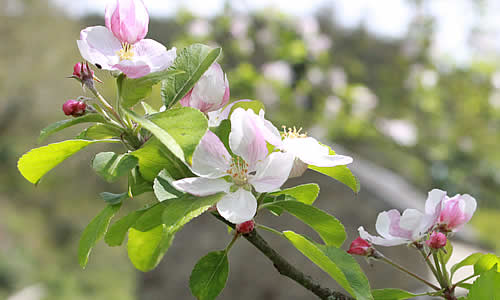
63, 100, 86, 117
347, 237, 374, 256
180, 63, 230, 113
426, 231, 447, 249
172, 108, 293, 223
77, 0, 176, 79
425, 189, 477, 232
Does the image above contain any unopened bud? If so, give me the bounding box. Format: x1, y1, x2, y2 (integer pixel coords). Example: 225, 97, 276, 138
236, 220, 255, 234
71, 62, 102, 87
62, 100, 87, 117
425, 232, 447, 249
347, 237, 374, 256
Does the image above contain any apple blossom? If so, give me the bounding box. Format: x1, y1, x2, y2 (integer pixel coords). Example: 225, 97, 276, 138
347, 237, 374, 256
426, 231, 447, 249
77, 0, 176, 78
424, 189, 477, 232
180, 62, 230, 113
172, 108, 293, 224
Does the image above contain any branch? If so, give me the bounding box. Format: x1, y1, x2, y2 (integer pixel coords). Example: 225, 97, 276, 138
212, 213, 354, 300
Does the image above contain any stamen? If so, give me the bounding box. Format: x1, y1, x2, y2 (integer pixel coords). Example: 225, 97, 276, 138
226, 157, 249, 185
117, 43, 135, 61
281, 125, 308, 139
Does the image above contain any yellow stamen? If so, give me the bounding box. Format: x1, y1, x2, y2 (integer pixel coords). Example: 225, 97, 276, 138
117, 43, 135, 61
226, 157, 249, 186
281, 125, 307, 139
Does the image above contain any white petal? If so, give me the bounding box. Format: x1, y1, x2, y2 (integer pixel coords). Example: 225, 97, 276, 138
358, 226, 408, 247
216, 188, 257, 224
191, 131, 232, 178
134, 39, 176, 73
399, 209, 427, 240
171, 177, 231, 197
258, 109, 282, 147
425, 189, 446, 216
249, 152, 294, 193
114, 59, 151, 79
78, 26, 121, 69
375, 211, 393, 239
207, 99, 252, 127
462, 194, 477, 217
191, 62, 226, 105
282, 137, 352, 167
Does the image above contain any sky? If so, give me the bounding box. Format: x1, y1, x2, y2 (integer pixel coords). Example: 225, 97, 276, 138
49, 0, 500, 63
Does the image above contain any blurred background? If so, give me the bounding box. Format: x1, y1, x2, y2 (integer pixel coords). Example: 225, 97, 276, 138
2, 0, 500, 299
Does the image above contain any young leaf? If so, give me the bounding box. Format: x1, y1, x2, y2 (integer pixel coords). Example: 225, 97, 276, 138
450, 253, 484, 279
153, 170, 184, 201
161, 193, 224, 228
467, 267, 500, 300
18, 139, 119, 184
371, 289, 419, 300
141, 101, 158, 115
268, 183, 320, 205
127, 225, 175, 272
473, 254, 500, 275
78, 204, 121, 268
189, 251, 229, 300
438, 240, 453, 265
162, 44, 222, 108
283, 231, 373, 300
38, 114, 107, 143
100, 192, 128, 205
128, 167, 153, 197
261, 200, 345, 246
92, 152, 138, 183
228, 100, 265, 115
118, 69, 184, 108
77, 124, 123, 140
105, 209, 147, 246
309, 165, 360, 193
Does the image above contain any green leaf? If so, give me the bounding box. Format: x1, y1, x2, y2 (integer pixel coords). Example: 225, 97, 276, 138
210, 119, 232, 155
105, 209, 146, 246
309, 165, 360, 193
78, 204, 121, 268
38, 114, 107, 143
141, 101, 158, 115
451, 253, 484, 279
437, 240, 453, 265
283, 231, 373, 300
262, 200, 345, 246
118, 69, 184, 108
228, 100, 265, 115
474, 254, 500, 275
127, 225, 175, 272
92, 152, 138, 183
153, 170, 184, 201
100, 192, 128, 205
371, 289, 419, 300
467, 267, 500, 300
128, 167, 153, 197
162, 44, 222, 108
189, 251, 229, 300
18, 139, 119, 184
269, 184, 320, 205
77, 124, 122, 140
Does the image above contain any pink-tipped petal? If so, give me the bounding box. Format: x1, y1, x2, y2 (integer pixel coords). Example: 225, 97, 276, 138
171, 177, 231, 197
358, 226, 408, 247
216, 188, 257, 224
106, 0, 149, 44
249, 152, 294, 193
191, 131, 232, 178
78, 26, 122, 70
113, 59, 151, 78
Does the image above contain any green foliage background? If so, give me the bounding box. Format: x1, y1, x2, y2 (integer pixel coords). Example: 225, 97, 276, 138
1, 0, 499, 299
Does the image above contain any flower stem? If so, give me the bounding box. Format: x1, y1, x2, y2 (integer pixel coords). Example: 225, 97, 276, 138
376, 252, 441, 291
225, 232, 240, 253
433, 252, 450, 288
418, 248, 444, 287
87, 84, 128, 129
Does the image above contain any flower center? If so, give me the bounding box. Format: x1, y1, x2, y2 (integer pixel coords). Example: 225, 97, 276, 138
117, 43, 135, 61
226, 157, 249, 186
281, 126, 307, 139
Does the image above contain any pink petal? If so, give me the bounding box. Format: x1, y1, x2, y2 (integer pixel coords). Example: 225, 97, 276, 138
358, 226, 408, 247
207, 99, 252, 127
216, 188, 257, 224
77, 26, 121, 70
171, 177, 231, 197
248, 152, 294, 193
191, 131, 232, 178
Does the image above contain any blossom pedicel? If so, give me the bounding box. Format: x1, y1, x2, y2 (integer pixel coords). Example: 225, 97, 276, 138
77, 0, 176, 78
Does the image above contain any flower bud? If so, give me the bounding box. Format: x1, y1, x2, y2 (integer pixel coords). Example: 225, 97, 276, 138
236, 220, 255, 234
71, 62, 101, 88
425, 231, 447, 249
347, 237, 374, 256
62, 100, 87, 117
180, 63, 230, 113
105, 0, 149, 45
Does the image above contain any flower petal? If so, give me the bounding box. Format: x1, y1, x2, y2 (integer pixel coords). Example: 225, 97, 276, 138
425, 189, 446, 216
249, 152, 294, 193
358, 226, 408, 247
207, 99, 251, 127
171, 177, 231, 197
216, 188, 257, 224
399, 208, 427, 240
191, 131, 232, 178
281, 137, 352, 167
113, 59, 151, 79
134, 39, 176, 73
78, 26, 121, 69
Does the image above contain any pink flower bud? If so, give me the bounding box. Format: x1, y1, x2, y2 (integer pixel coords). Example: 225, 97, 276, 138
105, 0, 149, 45
236, 220, 255, 234
438, 194, 477, 232
62, 100, 87, 117
426, 232, 447, 249
180, 63, 230, 113
73, 62, 95, 81
347, 237, 374, 256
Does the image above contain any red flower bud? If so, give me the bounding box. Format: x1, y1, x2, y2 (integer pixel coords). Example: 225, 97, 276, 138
425, 232, 447, 249
236, 220, 255, 234
62, 100, 87, 117
347, 237, 374, 256
71, 62, 101, 87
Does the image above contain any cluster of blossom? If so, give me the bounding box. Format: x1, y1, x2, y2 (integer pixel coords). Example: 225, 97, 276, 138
348, 189, 477, 255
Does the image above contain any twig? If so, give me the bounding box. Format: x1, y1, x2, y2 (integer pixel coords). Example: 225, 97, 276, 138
212, 213, 354, 300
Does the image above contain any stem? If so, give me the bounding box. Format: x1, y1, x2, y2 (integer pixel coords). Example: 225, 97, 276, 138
433, 252, 447, 288
418, 248, 443, 286
377, 252, 441, 291
452, 274, 477, 288
212, 213, 353, 300
225, 232, 240, 253
87, 84, 128, 129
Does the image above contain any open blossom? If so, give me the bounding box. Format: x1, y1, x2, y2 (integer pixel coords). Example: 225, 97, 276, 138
279, 127, 353, 177
172, 108, 293, 223
424, 189, 477, 232
77, 0, 176, 78
180, 63, 230, 113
